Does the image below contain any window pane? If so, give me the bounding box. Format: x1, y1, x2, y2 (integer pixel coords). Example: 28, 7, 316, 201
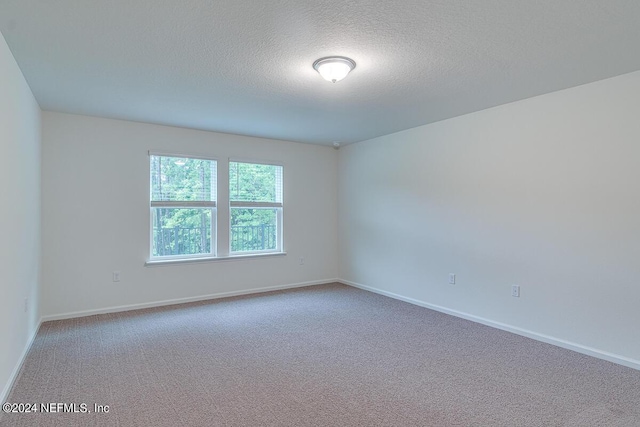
229, 162, 282, 203
152, 208, 212, 257
231, 208, 277, 252
151, 155, 216, 202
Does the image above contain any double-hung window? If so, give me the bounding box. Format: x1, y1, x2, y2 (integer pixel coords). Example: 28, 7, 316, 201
229, 161, 283, 254
150, 154, 217, 259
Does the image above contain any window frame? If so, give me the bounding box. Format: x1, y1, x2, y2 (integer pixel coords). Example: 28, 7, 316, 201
148, 151, 218, 261
228, 159, 284, 255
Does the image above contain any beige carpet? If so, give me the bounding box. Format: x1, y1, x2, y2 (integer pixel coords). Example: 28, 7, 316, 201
2, 283, 639, 426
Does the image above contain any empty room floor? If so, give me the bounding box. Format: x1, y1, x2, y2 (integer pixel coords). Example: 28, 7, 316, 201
2, 283, 639, 426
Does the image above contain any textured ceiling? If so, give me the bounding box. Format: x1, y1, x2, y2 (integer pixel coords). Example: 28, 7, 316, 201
1, 1, 640, 146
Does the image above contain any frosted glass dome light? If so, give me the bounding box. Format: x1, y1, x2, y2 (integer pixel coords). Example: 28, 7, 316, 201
313, 57, 356, 83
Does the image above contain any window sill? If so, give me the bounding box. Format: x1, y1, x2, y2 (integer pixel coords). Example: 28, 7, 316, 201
145, 252, 287, 267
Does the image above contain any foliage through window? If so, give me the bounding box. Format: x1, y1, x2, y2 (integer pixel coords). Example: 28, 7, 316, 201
230, 162, 283, 253
150, 155, 217, 259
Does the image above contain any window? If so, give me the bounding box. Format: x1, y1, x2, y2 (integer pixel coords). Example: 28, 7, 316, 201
229, 161, 283, 254
147, 154, 284, 262
150, 154, 217, 259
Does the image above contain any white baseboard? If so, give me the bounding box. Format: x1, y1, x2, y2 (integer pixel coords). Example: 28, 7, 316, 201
1, 319, 42, 404
339, 279, 640, 371
41, 279, 338, 322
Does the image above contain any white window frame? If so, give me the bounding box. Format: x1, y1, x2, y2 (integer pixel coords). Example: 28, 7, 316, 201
148, 151, 218, 261
229, 159, 284, 255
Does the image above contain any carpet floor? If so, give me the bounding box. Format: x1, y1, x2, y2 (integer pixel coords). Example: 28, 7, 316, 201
2, 283, 639, 426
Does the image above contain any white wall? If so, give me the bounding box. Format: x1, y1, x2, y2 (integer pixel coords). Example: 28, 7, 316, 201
0, 33, 41, 400
42, 112, 338, 318
339, 70, 640, 366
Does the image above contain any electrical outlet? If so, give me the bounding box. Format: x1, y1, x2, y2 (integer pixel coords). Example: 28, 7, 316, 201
299, 257, 305, 265
511, 285, 520, 298
448, 273, 456, 285
112, 271, 121, 282
24, 297, 28, 313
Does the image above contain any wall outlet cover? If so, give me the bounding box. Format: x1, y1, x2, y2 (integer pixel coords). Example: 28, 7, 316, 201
511, 285, 520, 297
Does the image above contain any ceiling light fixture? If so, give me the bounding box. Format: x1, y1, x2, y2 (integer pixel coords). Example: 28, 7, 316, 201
313, 56, 356, 83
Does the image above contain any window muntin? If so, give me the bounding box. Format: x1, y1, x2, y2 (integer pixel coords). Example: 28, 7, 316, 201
229, 162, 283, 254
150, 155, 217, 259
